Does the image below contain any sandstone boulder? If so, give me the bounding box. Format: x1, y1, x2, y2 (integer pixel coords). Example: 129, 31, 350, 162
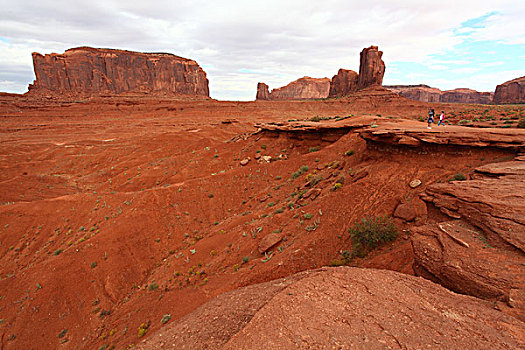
28, 47, 209, 97
138, 267, 524, 349
494, 76, 525, 104
357, 46, 385, 89
328, 69, 358, 97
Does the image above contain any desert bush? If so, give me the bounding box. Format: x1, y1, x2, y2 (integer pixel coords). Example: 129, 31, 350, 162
345, 149, 355, 156
449, 173, 466, 181
347, 215, 398, 258
309, 146, 320, 153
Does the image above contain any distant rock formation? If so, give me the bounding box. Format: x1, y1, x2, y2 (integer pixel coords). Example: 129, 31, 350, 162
256, 77, 330, 100
493, 76, 525, 104
384, 85, 493, 104
441, 89, 493, 104
256, 82, 270, 100
357, 46, 385, 89
384, 85, 442, 102
28, 47, 209, 97
327, 45, 385, 98
328, 69, 358, 98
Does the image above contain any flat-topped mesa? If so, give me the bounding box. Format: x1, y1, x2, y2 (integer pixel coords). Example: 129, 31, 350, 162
28, 46, 209, 97
357, 45, 385, 89
493, 76, 525, 104
441, 88, 493, 104
384, 85, 494, 104
256, 77, 330, 100
384, 85, 443, 103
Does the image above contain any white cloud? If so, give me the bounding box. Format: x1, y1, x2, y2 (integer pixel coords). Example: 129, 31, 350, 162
0, 0, 523, 99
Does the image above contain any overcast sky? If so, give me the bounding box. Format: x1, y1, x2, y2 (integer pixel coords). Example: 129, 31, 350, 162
0, 0, 524, 100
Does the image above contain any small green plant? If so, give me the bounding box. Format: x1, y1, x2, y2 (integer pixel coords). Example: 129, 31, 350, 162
517, 118, 525, 128
332, 182, 342, 191
303, 213, 313, 220
449, 173, 467, 181
148, 282, 159, 291
91, 262, 97, 268
161, 314, 171, 324
309, 146, 320, 153
54, 249, 63, 256
345, 149, 355, 156
137, 322, 149, 338
242, 256, 250, 263
346, 216, 398, 259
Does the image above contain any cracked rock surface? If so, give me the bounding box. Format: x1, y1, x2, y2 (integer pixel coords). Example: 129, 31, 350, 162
138, 267, 523, 349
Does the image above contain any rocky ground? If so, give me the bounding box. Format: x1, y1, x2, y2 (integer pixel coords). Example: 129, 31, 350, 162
0, 90, 523, 349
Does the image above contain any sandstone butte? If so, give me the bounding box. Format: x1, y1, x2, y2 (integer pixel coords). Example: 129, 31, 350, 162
385, 85, 494, 104
28, 46, 210, 97
256, 45, 385, 100
494, 76, 525, 104
256, 76, 330, 100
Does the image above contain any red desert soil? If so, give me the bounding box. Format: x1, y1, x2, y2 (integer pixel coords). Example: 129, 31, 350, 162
0, 89, 523, 349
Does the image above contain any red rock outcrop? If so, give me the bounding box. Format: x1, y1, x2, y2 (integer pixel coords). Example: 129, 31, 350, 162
385, 85, 444, 102
138, 267, 524, 349
384, 85, 493, 104
441, 88, 493, 104
28, 47, 209, 97
256, 76, 330, 100
270, 76, 331, 100
328, 69, 358, 97
412, 158, 525, 320
256, 82, 270, 100
494, 76, 525, 104
357, 45, 385, 89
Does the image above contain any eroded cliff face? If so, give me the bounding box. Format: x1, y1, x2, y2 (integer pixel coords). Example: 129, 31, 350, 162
256, 77, 330, 100
384, 85, 494, 104
328, 69, 358, 98
357, 46, 385, 89
256, 82, 270, 100
494, 76, 525, 104
28, 47, 209, 97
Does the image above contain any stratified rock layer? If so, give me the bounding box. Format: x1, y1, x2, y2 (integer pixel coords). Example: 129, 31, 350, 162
256, 82, 270, 100
494, 76, 525, 104
138, 267, 524, 349
328, 69, 358, 98
357, 45, 385, 89
266, 77, 331, 100
29, 47, 209, 96
384, 85, 494, 104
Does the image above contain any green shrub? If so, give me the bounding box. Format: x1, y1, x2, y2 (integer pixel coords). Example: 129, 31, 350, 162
347, 216, 398, 258
161, 314, 171, 325
517, 118, 525, 128
345, 149, 355, 156
309, 146, 320, 153
449, 173, 466, 181
148, 282, 159, 291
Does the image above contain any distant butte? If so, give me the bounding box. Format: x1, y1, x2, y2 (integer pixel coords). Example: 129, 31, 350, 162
256, 45, 386, 100
28, 46, 210, 97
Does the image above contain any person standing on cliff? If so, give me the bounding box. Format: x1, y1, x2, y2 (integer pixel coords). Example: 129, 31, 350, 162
438, 111, 445, 126
427, 108, 435, 129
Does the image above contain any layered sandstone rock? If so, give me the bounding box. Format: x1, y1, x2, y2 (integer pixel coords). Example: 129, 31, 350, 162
441, 88, 493, 104
256, 82, 270, 100
257, 77, 330, 100
413, 158, 525, 320
28, 47, 209, 96
328, 69, 358, 98
384, 85, 493, 104
494, 76, 525, 104
357, 45, 385, 89
385, 85, 444, 102
138, 267, 524, 349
